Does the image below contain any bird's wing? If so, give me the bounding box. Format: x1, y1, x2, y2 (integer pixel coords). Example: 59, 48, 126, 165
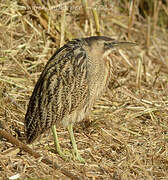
25, 43, 88, 143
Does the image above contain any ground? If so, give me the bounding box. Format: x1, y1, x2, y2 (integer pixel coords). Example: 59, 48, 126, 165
0, 0, 168, 179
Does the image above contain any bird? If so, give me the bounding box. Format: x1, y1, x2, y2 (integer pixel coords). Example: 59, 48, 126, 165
25, 36, 136, 162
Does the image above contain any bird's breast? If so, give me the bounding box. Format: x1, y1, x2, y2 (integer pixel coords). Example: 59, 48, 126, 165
87, 59, 110, 104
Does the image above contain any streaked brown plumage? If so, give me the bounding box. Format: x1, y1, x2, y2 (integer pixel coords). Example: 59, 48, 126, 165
25, 36, 135, 162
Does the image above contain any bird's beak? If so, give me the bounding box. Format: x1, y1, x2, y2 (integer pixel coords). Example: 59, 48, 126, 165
108, 41, 137, 48
103, 41, 137, 58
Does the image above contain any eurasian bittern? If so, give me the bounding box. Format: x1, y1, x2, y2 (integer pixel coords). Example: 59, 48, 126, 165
25, 36, 135, 162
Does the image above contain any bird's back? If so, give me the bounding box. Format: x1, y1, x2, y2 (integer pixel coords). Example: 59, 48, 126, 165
25, 39, 90, 143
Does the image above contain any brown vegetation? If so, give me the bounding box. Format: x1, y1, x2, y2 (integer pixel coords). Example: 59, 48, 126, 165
0, 0, 168, 179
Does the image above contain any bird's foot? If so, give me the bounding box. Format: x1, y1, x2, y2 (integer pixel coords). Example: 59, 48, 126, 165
72, 150, 85, 163
56, 148, 73, 161
49, 146, 73, 161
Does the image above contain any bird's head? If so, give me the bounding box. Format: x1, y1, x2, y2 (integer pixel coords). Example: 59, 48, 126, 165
82, 36, 136, 58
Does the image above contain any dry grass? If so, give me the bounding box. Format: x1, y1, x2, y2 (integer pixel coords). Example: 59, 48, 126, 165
0, 0, 168, 179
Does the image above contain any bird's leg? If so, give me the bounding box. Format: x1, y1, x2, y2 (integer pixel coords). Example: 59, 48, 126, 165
51, 125, 72, 160
67, 123, 85, 163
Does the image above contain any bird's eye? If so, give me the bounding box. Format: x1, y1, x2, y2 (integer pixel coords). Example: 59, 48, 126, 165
104, 42, 111, 50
